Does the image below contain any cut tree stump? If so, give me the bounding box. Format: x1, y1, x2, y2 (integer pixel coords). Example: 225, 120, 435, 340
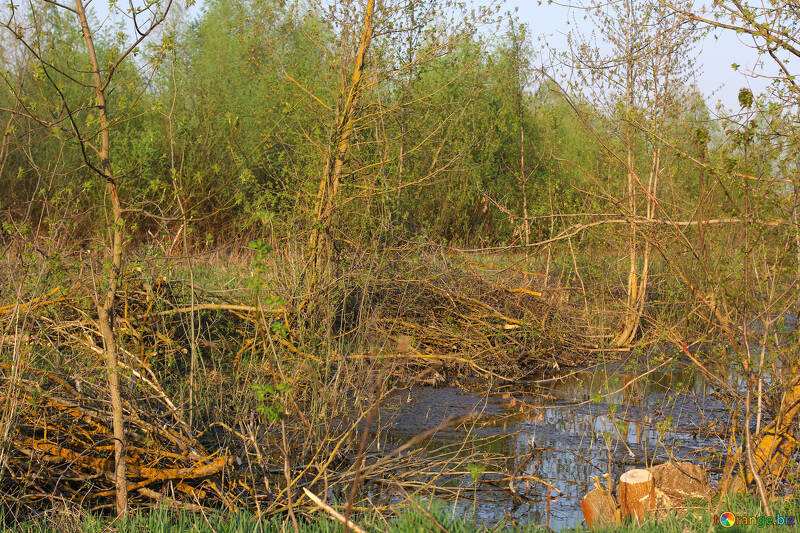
617, 468, 655, 522
651, 462, 714, 511
581, 487, 619, 530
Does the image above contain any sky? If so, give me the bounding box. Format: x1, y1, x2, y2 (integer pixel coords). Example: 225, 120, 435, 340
494, 0, 772, 111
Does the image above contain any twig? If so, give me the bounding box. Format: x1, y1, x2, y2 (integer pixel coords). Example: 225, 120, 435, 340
302, 488, 368, 533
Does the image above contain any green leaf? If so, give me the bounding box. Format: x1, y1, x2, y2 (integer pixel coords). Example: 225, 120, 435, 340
466, 463, 487, 483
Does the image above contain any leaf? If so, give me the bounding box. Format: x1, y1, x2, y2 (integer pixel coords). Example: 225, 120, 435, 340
271, 321, 288, 337
738, 87, 753, 108
467, 463, 487, 483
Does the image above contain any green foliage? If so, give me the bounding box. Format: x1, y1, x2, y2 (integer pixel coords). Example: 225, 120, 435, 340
466, 462, 487, 483
738, 88, 754, 109
6, 492, 800, 532
252, 381, 292, 422
0, 0, 740, 253
248, 239, 272, 270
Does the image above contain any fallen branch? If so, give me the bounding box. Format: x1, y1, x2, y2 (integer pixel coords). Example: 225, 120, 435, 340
302, 488, 368, 533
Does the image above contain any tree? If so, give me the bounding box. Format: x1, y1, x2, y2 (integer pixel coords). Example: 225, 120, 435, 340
658, 0, 800, 507
308, 0, 376, 293
1, 0, 173, 514
561, 0, 698, 345
660, 0, 800, 104
296, 0, 500, 295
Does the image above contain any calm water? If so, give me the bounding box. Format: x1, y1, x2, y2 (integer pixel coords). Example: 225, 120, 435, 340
377, 356, 732, 530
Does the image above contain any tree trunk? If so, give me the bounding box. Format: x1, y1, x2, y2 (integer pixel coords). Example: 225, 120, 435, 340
613, 0, 640, 347
521, 127, 530, 247
308, 0, 376, 295
74, 0, 128, 515
751, 366, 800, 477
723, 361, 800, 493
617, 469, 655, 522
627, 145, 661, 343
581, 487, 619, 530
650, 462, 714, 508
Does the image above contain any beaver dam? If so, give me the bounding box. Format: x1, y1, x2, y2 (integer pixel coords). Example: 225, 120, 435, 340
2, 250, 799, 530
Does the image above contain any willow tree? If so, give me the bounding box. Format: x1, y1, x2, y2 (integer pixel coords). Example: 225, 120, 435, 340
296, 0, 500, 298
308, 0, 376, 292
1, 0, 172, 514
563, 0, 698, 346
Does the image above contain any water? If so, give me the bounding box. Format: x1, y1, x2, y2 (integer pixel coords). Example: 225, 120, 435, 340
377, 356, 731, 531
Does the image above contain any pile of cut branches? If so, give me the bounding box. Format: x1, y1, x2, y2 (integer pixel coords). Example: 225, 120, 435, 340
0, 361, 237, 513
0, 280, 251, 515
0, 253, 590, 518
353, 253, 595, 380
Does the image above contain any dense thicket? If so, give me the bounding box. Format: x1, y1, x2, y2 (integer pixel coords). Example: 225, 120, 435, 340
0, 0, 723, 250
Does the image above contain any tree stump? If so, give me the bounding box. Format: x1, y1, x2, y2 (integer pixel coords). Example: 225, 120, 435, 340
617, 469, 655, 522
581, 487, 619, 530
651, 462, 714, 511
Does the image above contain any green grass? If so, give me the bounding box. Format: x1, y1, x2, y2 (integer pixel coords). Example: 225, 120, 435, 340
3, 494, 799, 533
2, 505, 533, 533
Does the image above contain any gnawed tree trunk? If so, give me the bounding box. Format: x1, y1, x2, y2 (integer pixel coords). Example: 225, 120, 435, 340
581, 487, 619, 530
612, 0, 641, 347
650, 462, 714, 509
619, 143, 661, 345
74, 0, 128, 514
721, 361, 800, 494
581, 462, 713, 527
308, 0, 376, 295
608, 3, 692, 348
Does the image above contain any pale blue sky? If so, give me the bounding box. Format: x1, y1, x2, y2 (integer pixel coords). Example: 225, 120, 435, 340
495, 0, 770, 111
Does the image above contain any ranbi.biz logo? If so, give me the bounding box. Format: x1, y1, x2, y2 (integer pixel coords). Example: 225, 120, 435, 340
714, 511, 796, 528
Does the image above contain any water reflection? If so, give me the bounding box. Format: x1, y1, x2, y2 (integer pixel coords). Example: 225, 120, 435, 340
378, 357, 730, 530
